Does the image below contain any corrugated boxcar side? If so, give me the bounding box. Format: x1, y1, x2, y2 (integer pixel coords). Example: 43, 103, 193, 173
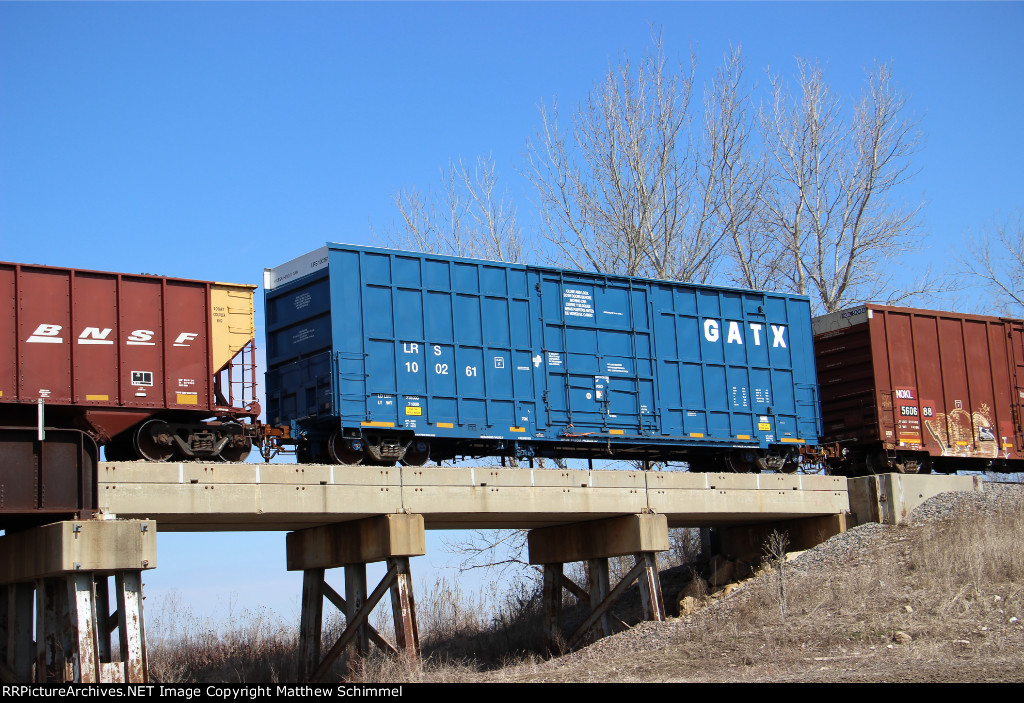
814, 305, 1024, 464
264, 254, 335, 426
538, 269, 654, 437
266, 243, 820, 457
331, 246, 539, 434
648, 280, 818, 445
1, 262, 256, 440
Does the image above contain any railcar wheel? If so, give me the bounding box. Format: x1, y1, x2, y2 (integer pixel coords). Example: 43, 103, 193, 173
327, 431, 364, 466
134, 420, 175, 462
218, 423, 252, 463
401, 439, 430, 466
725, 451, 764, 473
863, 452, 892, 475
779, 458, 800, 474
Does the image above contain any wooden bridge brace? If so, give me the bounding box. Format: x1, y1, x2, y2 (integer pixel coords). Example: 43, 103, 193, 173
529, 514, 668, 653
0, 520, 155, 683
287, 515, 425, 682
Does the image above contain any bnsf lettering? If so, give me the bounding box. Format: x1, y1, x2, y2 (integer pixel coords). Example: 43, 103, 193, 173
78, 327, 114, 345
24, 325, 198, 347
26, 324, 64, 343
127, 330, 155, 346
702, 320, 787, 348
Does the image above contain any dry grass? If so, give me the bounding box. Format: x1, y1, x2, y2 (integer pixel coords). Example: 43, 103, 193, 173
148, 495, 1024, 683
148, 592, 300, 682
148, 573, 550, 683
505, 498, 1024, 683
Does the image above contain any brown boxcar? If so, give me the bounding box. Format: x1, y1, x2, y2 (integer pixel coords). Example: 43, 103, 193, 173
813, 304, 1024, 474
0, 262, 259, 466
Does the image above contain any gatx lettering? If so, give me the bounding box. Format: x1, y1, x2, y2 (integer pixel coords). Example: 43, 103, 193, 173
702, 320, 787, 348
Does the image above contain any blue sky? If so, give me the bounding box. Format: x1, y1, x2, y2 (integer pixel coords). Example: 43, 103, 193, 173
2, 2, 1023, 625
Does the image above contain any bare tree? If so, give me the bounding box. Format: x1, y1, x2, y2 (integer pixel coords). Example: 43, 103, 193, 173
382, 154, 526, 263
757, 61, 926, 313
704, 47, 779, 290
960, 211, 1024, 316
442, 529, 537, 578
524, 32, 725, 282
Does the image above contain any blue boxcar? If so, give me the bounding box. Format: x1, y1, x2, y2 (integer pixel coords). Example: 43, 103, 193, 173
264, 243, 821, 470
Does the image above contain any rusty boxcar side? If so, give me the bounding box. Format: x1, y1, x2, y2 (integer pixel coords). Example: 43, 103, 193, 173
813, 304, 1024, 474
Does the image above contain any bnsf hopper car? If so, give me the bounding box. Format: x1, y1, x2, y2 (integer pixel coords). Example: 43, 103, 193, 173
813, 304, 1024, 475
0, 262, 260, 468
264, 243, 821, 470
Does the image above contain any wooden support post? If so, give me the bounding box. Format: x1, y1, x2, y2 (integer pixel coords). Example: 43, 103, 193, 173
588, 558, 612, 639
288, 516, 426, 682
559, 573, 629, 631
311, 562, 399, 682
559, 572, 590, 603
388, 557, 419, 658
700, 527, 716, 561
568, 559, 649, 648
322, 581, 399, 657
529, 514, 669, 651
636, 552, 665, 622
542, 563, 563, 655
298, 569, 325, 682
344, 563, 369, 675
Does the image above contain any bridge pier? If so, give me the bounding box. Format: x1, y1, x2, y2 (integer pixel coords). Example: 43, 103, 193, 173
287, 514, 425, 682
0, 520, 155, 683
710, 513, 849, 564
528, 513, 669, 653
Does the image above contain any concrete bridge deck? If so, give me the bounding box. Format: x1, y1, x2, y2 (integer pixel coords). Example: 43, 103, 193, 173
98, 462, 849, 531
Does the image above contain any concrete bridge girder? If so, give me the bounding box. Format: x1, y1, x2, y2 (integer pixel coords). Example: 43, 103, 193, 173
98, 463, 850, 531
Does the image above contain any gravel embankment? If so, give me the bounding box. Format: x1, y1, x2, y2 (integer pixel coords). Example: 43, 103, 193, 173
511, 479, 1024, 680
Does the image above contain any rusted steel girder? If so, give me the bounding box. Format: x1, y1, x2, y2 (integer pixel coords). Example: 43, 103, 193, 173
1, 573, 147, 684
